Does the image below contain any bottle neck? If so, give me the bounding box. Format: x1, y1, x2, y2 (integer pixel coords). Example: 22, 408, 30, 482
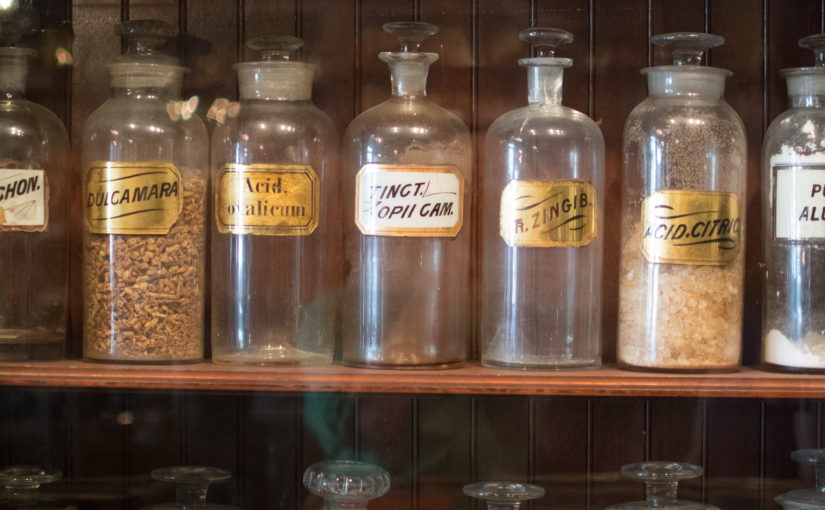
644, 481, 679, 507
790, 94, 825, 108
0, 58, 27, 98
174, 484, 209, 510
526, 65, 563, 106
111, 80, 182, 100
324, 500, 369, 510
380, 52, 438, 97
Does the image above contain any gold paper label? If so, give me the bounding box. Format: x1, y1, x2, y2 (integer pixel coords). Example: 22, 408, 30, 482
354, 164, 464, 237
0, 169, 48, 232
84, 161, 182, 235
641, 190, 741, 265
499, 179, 598, 247
215, 164, 319, 236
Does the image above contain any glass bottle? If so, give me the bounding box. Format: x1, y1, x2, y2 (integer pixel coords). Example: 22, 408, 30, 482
776, 450, 825, 510
341, 21, 472, 368
210, 36, 338, 365
82, 20, 208, 363
618, 33, 747, 372
463, 481, 545, 510
0, 466, 68, 510
762, 34, 825, 372
303, 460, 390, 510
480, 27, 604, 369
0, 11, 70, 361
606, 462, 718, 510
145, 466, 239, 510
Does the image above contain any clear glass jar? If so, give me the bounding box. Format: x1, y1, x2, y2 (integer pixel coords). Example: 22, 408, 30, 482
81, 20, 208, 363
606, 462, 718, 510
776, 450, 825, 510
210, 36, 338, 365
145, 466, 239, 510
480, 27, 604, 369
618, 33, 747, 372
303, 460, 390, 510
341, 22, 472, 368
0, 15, 70, 361
762, 34, 825, 372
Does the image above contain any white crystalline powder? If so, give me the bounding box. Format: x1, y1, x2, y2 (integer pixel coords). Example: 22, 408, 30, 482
765, 329, 825, 369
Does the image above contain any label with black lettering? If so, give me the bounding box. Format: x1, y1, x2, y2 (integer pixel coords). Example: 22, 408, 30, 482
215, 164, 319, 236
499, 179, 598, 247
0, 169, 47, 231
354, 164, 464, 237
774, 164, 825, 239
641, 190, 741, 265
85, 161, 182, 235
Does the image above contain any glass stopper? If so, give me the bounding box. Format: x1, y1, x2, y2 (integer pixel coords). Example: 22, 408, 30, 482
151, 466, 231, 509
791, 449, 825, 493
463, 482, 545, 510
383, 21, 438, 52
800, 34, 825, 68
0, 466, 61, 491
247, 36, 303, 61
651, 32, 724, 66
621, 461, 703, 507
518, 27, 573, 58
303, 460, 390, 510
115, 19, 178, 59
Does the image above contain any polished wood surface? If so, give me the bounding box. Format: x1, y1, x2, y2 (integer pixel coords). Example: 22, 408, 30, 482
3, 361, 825, 397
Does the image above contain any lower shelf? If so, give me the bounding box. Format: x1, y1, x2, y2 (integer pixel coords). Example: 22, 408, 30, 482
0, 360, 823, 397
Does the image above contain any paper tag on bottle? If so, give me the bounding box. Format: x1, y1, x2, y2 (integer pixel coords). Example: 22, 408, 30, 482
0, 169, 47, 231
499, 179, 598, 247
641, 190, 741, 265
774, 164, 825, 239
84, 161, 182, 235
354, 164, 464, 237
215, 164, 319, 236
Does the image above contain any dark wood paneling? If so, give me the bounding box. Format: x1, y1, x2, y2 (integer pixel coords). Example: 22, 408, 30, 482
474, 397, 531, 481
418, 396, 472, 510
711, 0, 771, 366
533, 398, 589, 510
706, 399, 762, 510
592, 0, 647, 362
241, 395, 301, 510
357, 396, 415, 510
647, 399, 705, 503
589, 398, 646, 510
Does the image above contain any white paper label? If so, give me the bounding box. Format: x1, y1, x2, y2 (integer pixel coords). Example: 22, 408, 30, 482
775, 164, 825, 239
354, 164, 464, 237
0, 169, 47, 230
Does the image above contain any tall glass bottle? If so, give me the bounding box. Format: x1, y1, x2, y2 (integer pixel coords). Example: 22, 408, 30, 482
618, 33, 747, 372
480, 28, 604, 369
762, 34, 825, 372
341, 22, 472, 368
82, 20, 208, 363
210, 36, 338, 365
0, 13, 69, 360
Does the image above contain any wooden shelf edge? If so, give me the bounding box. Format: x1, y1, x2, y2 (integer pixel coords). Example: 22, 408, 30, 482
0, 361, 824, 398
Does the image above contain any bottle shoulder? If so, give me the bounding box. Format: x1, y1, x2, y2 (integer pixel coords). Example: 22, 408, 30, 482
0, 99, 68, 142
214, 101, 338, 148
764, 108, 825, 158
345, 96, 470, 143
84, 96, 207, 140
624, 96, 746, 144
487, 104, 604, 147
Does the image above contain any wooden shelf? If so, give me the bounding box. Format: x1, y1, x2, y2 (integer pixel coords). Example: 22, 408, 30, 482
0, 361, 824, 397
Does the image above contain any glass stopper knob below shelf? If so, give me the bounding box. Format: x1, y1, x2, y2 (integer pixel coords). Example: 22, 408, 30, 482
620, 461, 703, 507
150, 466, 232, 510
303, 460, 390, 510
0, 466, 61, 491
463, 481, 545, 510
